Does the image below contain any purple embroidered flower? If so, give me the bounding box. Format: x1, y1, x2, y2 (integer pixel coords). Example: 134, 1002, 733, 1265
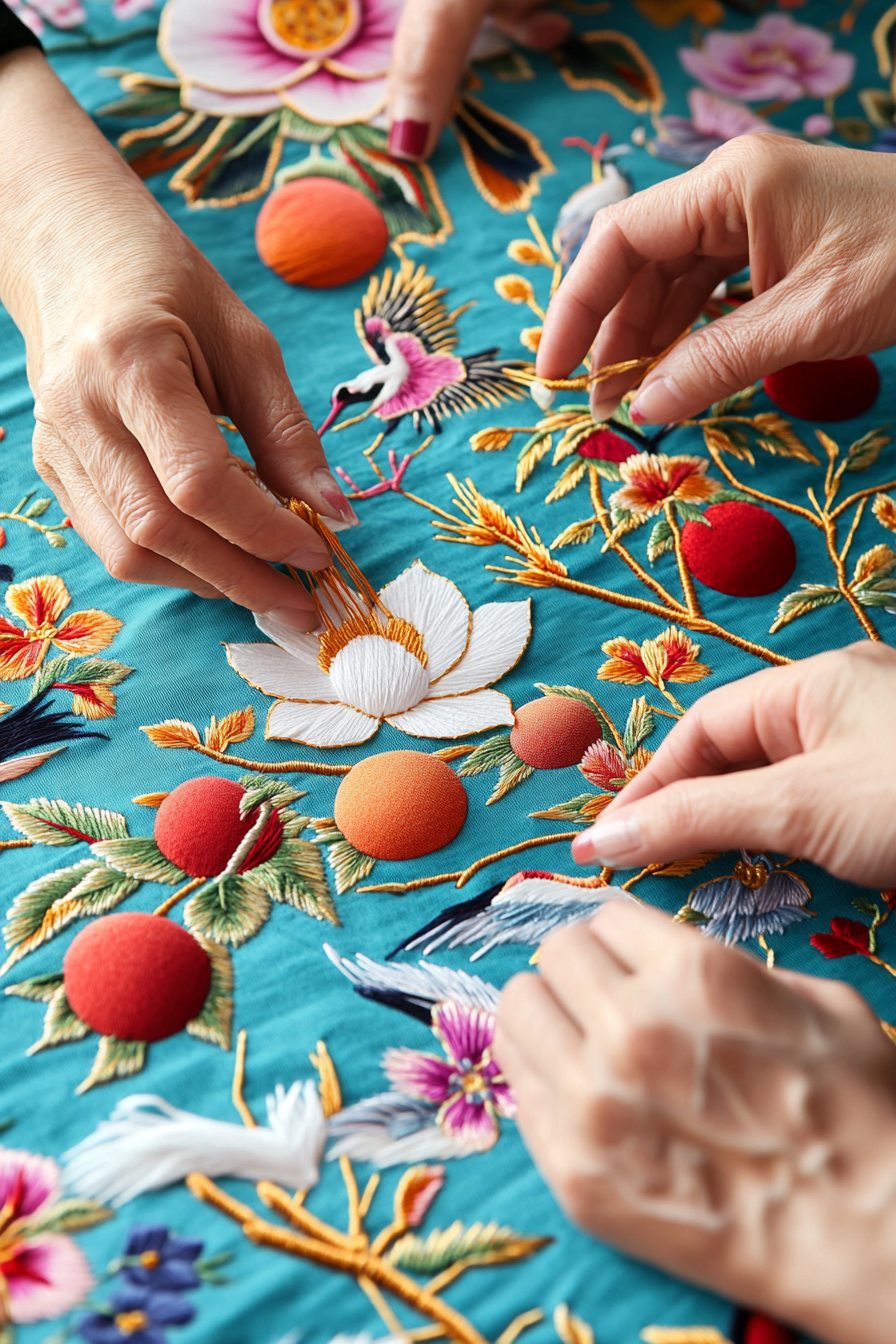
679, 15, 854, 104
653, 89, 775, 166
383, 1002, 515, 1151
77, 1287, 195, 1344
118, 1226, 203, 1292
687, 852, 811, 945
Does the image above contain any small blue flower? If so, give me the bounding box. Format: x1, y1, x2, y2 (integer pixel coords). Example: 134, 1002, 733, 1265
119, 1225, 203, 1291
77, 1287, 195, 1344
687, 853, 811, 945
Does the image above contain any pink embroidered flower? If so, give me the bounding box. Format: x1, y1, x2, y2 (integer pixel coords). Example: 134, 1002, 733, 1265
0, 1148, 94, 1326
8, 0, 87, 34
383, 1002, 515, 1151
679, 14, 854, 103
653, 89, 775, 166
160, 0, 403, 125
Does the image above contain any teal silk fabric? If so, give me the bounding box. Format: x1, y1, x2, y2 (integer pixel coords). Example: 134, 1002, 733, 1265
2, 3, 895, 1341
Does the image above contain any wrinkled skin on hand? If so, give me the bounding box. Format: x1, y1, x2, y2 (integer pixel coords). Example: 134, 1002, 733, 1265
0, 49, 355, 627
537, 136, 896, 423
573, 643, 896, 889
496, 903, 896, 1344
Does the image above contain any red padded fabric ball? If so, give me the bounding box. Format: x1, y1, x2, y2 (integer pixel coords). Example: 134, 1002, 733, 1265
510, 696, 602, 770
154, 776, 279, 879
64, 913, 211, 1042
681, 502, 796, 597
742, 1315, 796, 1344
575, 428, 639, 463
763, 356, 879, 422
334, 751, 467, 861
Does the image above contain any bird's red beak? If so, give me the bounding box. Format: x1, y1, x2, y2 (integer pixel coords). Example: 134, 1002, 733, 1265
317, 395, 343, 437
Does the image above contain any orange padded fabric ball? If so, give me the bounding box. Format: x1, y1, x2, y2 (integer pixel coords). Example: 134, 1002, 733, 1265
510, 695, 602, 770
155, 776, 273, 879
255, 179, 390, 289
334, 751, 468, 861
64, 913, 211, 1042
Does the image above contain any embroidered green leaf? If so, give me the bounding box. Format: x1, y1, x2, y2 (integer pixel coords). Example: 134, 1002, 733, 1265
27, 984, 92, 1056
24, 497, 51, 519
2, 798, 129, 846
46, 530, 67, 549
311, 818, 375, 895
183, 875, 271, 948
281, 107, 335, 143
623, 697, 655, 756
76, 1037, 146, 1095
708, 488, 754, 505
238, 774, 308, 816
243, 838, 338, 924
852, 576, 896, 608
457, 734, 516, 775
554, 31, 663, 111
851, 543, 896, 585
551, 517, 599, 549
858, 88, 896, 128
708, 384, 759, 417
5, 970, 64, 1004
186, 940, 234, 1050
475, 49, 535, 81
97, 75, 182, 121
533, 684, 614, 743
90, 837, 185, 885
612, 398, 636, 431
769, 585, 842, 633
30, 655, 73, 697
647, 518, 674, 563
674, 905, 710, 926
31, 657, 133, 698
843, 427, 890, 473
752, 415, 819, 463
545, 459, 587, 504
516, 432, 552, 492
673, 500, 710, 525
387, 1220, 551, 1273
3, 860, 140, 973
530, 793, 613, 824
25, 1196, 112, 1236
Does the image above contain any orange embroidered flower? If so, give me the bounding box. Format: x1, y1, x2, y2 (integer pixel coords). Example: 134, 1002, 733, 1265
0, 576, 122, 681
598, 627, 712, 690
609, 452, 721, 521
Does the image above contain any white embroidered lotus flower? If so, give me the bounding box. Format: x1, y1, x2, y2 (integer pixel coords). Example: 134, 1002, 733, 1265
227, 560, 531, 748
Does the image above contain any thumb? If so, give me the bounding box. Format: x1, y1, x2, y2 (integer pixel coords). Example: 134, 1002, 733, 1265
571, 759, 811, 868
628, 278, 812, 425
387, 0, 491, 161
222, 325, 358, 531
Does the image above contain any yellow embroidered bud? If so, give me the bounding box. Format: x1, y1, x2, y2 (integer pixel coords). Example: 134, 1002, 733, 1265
873, 492, 896, 533
495, 274, 536, 305
520, 326, 542, 353
507, 240, 550, 266
470, 427, 514, 453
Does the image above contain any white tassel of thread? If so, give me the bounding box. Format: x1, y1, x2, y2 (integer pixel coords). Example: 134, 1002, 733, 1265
63, 1082, 326, 1207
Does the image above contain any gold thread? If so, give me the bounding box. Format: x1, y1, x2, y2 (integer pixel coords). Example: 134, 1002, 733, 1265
152, 876, 203, 918
232, 1029, 258, 1129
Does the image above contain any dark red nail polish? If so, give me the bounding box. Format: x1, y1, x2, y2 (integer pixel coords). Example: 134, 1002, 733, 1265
629, 402, 646, 425
388, 119, 429, 159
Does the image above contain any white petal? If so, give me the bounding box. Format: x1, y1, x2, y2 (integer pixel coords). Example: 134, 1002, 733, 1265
386, 689, 514, 738
253, 612, 324, 662
328, 634, 430, 718
226, 642, 333, 701
378, 561, 471, 681
267, 699, 379, 747
428, 599, 531, 696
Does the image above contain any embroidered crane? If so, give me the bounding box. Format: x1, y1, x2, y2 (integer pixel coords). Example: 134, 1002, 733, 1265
318, 259, 526, 438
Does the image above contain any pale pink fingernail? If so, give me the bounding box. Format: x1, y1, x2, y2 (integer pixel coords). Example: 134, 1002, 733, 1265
263, 605, 322, 633
321, 486, 359, 527
630, 376, 688, 426
572, 811, 643, 866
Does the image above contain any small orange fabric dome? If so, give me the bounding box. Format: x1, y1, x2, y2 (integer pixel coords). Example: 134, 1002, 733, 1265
64, 913, 212, 1042
255, 178, 389, 289
334, 750, 468, 860
510, 695, 602, 770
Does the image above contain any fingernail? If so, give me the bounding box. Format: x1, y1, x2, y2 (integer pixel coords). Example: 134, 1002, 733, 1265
263, 605, 321, 634
590, 398, 618, 423
318, 482, 359, 529
389, 118, 430, 160
630, 376, 688, 426
285, 544, 332, 571
572, 811, 643, 866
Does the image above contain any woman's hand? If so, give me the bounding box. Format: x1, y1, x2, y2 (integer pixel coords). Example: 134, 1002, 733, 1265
536, 136, 896, 423
495, 902, 896, 1344
0, 49, 356, 628
571, 642, 896, 889
386, 0, 569, 160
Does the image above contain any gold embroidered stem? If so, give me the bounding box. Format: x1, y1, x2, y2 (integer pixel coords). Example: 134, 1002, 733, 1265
341, 1156, 363, 1238
495, 1309, 544, 1344
816, 505, 881, 642
359, 1173, 380, 1220
360, 1276, 413, 1340
232, 1028, 258, 1129
358, 832, 580, 894
831, 477, 896, 520
620, 864, 667, 891
657, 686, 687, 715
663, 499, 702, 617
310, 1039, 342, 1117
152, 876, 203, 918
870, 954, 896, 979
257, 1181, 358, 1250
191, 743, 352, 776
588, 468, 686, 613
0, 839, 32, 852
839, 496, 867, 563
702, 440, 822, 527
186, 1173, 490, 1344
